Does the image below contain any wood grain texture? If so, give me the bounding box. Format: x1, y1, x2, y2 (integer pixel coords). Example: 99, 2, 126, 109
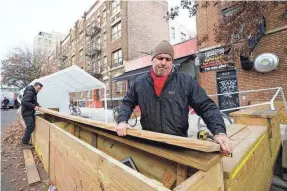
49, 123, 169, 191
161, 170, 177, 189
96, 134, 178, 184
176, 164, 188, 186
226, 124, 247, 138
39, 108, 220, 152
23, 149, 41, 185
33, 116, 50, 174
222, 125, 267, 178
80, 124, 221, 171
173, 162, 224, 191
230, 106, 279, 118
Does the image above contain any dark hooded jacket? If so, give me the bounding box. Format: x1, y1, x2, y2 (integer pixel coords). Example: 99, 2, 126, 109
118, 69, 226, 137
21, 85, 39, 116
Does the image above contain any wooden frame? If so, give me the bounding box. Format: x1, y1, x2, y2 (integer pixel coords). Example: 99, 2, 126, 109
33, 108, 281, 191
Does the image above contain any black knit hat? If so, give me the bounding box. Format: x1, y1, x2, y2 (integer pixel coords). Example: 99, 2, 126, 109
151, 40, 174, 61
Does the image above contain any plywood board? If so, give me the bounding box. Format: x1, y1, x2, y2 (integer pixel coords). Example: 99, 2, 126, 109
49, 123, 169, 191
222, 125, 267, 178
161, 170, 177, 189
23, 149, 41, 185
34, 116, 50, 173
81, 125, 221, 171
224, 143, 272, 191
230, 106, 279, 118
173, 162, 224, 191
176, 164, 187, 186
96, 134, 177, 184
39, 108, 220, 152
226, 124, 247, 138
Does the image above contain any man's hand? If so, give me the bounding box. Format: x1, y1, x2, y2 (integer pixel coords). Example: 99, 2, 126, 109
214, 133, 232, 156
34, 106, 40, 111
116, 122, 130, 136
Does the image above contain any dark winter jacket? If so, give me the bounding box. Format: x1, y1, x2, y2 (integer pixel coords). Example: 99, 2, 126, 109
21, 85, 39, 116
2, 98, 9, 105
118, 69, 226, 137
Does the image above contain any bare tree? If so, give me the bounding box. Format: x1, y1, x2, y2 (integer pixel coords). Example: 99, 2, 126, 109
1, 47, 55, 89
166, 1, 287, 53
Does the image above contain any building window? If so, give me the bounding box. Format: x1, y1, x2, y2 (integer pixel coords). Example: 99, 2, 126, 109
79, 49, 84, 61
98, 57, 101, 73
112, 0, 121, 13
104, 56, 107, 67
171, 27, 175, 39
71, 55, 75, 65
112, 22, 121, 40
181, 32, 186, 41
103, 9, 107, 23
97, 36, 101, 49
97, 16, 101, 25
112, 49, 122, 67
103, 32, 107, 47
116, 81, 123, 94
105, 81, 110, 95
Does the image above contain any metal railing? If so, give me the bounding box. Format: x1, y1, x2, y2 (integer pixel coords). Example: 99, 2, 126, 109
207, 87, 287, 113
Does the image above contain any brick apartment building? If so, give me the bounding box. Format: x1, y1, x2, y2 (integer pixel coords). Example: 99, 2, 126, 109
46, 0, 169, 108
196, 1, 287, 112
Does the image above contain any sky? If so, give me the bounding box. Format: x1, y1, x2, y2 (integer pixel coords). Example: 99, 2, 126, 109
0, 0, 196, 61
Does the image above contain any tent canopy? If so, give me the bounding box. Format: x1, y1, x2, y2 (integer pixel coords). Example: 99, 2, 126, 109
31, 65, 105, 92
19, 65, 107, 120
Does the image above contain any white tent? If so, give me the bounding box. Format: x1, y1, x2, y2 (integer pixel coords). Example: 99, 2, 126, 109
18, 65, 108, 122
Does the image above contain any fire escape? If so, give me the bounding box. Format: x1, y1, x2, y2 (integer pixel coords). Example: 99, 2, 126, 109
85, 20, 101, 78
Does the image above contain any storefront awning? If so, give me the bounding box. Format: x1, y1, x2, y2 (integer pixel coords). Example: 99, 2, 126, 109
112, 55, 194, 82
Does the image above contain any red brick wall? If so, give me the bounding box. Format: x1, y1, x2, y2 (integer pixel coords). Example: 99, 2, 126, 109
196, 2, 287, 102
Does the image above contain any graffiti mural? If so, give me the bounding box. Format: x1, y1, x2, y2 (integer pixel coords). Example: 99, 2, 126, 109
217, 70, 240, 114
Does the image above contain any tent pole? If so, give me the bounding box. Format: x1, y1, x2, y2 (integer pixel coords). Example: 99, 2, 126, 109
104, 87, 108, 123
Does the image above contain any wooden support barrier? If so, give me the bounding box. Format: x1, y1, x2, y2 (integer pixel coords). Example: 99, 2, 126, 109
32, 108, 281, 191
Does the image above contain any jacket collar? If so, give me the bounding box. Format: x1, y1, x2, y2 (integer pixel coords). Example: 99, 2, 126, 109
147, 65, 177, 85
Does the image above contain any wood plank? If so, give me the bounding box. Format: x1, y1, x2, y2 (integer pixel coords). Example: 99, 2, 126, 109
176, 164, 188, 186
33, 116, 50, 174
161, 170, 177, 189
173, 162, 224, 191
224, 141, 271, 191
222, 125, 267, 178
80, 124, 221, 171
23, 149, 41, 185
96, 134, 177, 183
39, 108, 220, 152
49, 123, 169, 191
226, 124, 247, 138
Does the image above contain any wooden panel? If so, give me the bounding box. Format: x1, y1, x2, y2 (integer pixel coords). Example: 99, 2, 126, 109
176, 164, 188, 186
223, 125, 267, 178
39, 108, 220, 152
49, 123, 169, 191
81, 125, 221, 171
96, 134, 177, 184
226, 124, 247, 138
79, 129, 93, 144
173, 162, 224, 191
224, 142, 272, 191
34, 116, 50, 173
224, 130, 270, 191
161, 170, 177, 189
230, 107, 279, 118
23, 149, 41, 185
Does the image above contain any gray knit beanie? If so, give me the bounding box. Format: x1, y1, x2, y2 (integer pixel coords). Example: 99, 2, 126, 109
151, 40, 174, 61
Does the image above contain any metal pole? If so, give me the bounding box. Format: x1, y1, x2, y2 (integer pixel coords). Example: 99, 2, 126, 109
280, 88, 287, 114
220, 102, 270, 112
104, 87, 108, 123
208, 87, 280, 97
270, 88, 281, 110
